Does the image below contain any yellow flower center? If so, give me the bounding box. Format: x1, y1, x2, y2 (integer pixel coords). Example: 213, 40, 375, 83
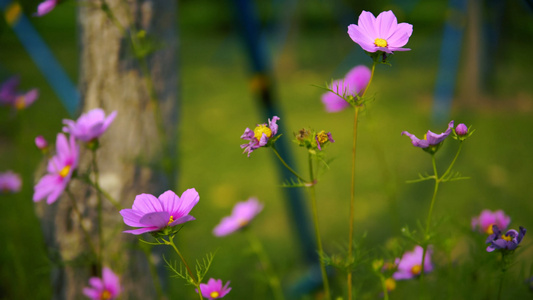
411, 264, 422, 275
15, 96, 26, 110
210, 291, 220, 298
385, 277, 396, 292
502, 234, 513, 242
59, 165, 71, 178
316, 131, 329, 145
238, 218, 249, 227
167, 215, 175, 226
486, 223, 495, 234
374, 38, 388, 47
100, 290, 112, 300
253, 125, 272, 141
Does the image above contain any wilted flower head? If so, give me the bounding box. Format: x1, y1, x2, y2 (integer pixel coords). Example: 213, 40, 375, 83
213, 197, 263, 237
322, 65, 371, 112
472, 209, 511, 234
240, 116, 279, 157
401, 121, 454, 153
120, 189, 199, 235
63, 108, 117, 143
33, 133, 79, 204
315, 131, 335, 150
34, 0, 58, 17
0, 171, 22, 193
83, 267, 121, 300
486, 225, 526, 252
0, 76, 38, 110
198, 278, 231, 300
348, 10, 413, 54
393, 245, 433, 280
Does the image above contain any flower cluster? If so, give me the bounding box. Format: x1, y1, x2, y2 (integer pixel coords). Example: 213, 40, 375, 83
471, 209, 511, 234
120, 189, 199, 235
213, 197, 263, 237
0, 171, 22, 193
240, 116, 280, 157
83, 267, 121, 300
486, 225, 527, 252
0, 76, 38, 110
321, 65, 371, 112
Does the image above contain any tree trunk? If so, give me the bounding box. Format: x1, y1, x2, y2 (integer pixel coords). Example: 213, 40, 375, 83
35, 1, 177, 298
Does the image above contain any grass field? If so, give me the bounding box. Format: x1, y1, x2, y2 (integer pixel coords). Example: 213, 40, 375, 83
1, 0, 533, 299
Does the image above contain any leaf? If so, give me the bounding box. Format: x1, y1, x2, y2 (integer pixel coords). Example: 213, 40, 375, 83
196, 250, 217, 282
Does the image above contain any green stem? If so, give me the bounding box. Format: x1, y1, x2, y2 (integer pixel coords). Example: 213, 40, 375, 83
380, 276, 389, 300
497, 252, 507, 300
86, 178, 122, 211
308, 153, 331, 300
420, 155, 439, 280
91, 150, 103, 275
245, 229, 285, 300
440, 142, 464, 180
271, 146, 308, 183
347, 61, 376, 299
164, 236, 203, 300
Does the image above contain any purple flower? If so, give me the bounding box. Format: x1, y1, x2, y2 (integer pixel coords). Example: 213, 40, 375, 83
83, 267, 121, 300
33, 133, 79, 204
120, 189, 199, 235
401, 121, 454, 149
35, 135, 49, 150
347, 10, 413, 54
393, 245, 433, 280
315, 131, 335, 150
0, 76, 39, 109
322, 65, 371, 112
34, 0, 58, 17
486, 225, 526, 252
198, 278, 231, 300
0, 171, 22, 193
240, 116, 279, 157
471, 209, 511, 234
213, 197, 263, 236
63, 108, 117, 142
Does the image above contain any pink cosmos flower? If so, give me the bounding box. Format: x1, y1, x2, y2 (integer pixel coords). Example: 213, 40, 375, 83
83, 267, 121, 300
33, 133, 79, 204
213, 197, 263, 237
34, 0, 58, 17
0, 76, 39, 109
198, 278, 231, 300
348, 10, 413, 54
393, 245, 433, 280
63, 108, 117, 142
471, 209, 511, 234
0, 171, 22, 193
321, 65, 371, 112
401, 121, 454, 149
120, 189, 199, 235
240, 116, 279, 157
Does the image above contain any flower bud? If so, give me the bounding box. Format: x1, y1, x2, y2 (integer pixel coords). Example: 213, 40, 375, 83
35, 135, 48, 150
455, 123, 468, 136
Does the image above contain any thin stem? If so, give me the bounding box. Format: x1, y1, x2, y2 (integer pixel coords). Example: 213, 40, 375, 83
245, 229, 285, 300
440, 142, 464, 180
164, 236, 204, 300
91, 149, 103, 275
347, 61, 376, 299
420, 155, 439, 280
380, 276, 389, 300
86, 178, 122, 211
308, 153, 331, 300
66, 188, 98, 263
271, 147, 308, 183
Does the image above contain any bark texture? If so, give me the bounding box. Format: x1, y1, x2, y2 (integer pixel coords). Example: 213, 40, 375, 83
35, 1, 177, 299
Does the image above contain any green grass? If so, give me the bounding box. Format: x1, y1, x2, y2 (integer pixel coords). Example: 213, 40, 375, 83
2, 0, 533, 299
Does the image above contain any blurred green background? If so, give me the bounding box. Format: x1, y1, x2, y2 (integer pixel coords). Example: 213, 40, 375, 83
1, 0, 533, 299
